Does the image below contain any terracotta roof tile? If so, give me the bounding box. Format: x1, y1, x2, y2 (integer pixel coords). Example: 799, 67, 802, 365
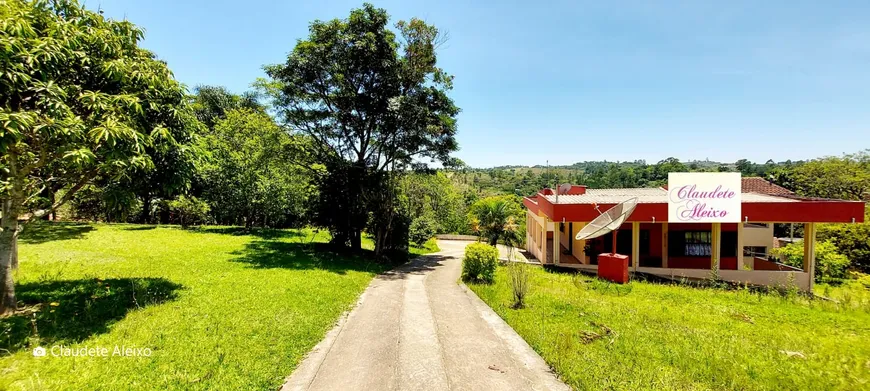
741, 177, 794, 196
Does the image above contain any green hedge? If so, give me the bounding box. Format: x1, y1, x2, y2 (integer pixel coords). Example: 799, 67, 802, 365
773, 240, 850, 282
462, 242, 499, 283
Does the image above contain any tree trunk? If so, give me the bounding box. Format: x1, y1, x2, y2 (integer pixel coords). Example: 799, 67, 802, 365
11, 236, 18, 270
350, 229, 361, 251
140, 194, 151, 224
2, 149, 22, 315
49, 190, 57, 221
374, 230, 384, 258
0, 209, 19, 315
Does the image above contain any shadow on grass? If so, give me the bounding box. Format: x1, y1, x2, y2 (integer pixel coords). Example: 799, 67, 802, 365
190, 226, 308, 240
378, 254, 452, 281
0, 278, 182, 355
230, 239, 445, 277
122, 225, 157, 231
19, 222, 95, 244
230, 241, 386, 274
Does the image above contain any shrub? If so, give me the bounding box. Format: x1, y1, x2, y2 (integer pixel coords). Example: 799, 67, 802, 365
167, 196, 211, 228
68, 185, 140, 222
507, 261, 530, 308
462, 243, 499, 283
69, 185, 105, 221
409, 215, 438, 247
818, 221, 870, 273
773, 240, 851, 282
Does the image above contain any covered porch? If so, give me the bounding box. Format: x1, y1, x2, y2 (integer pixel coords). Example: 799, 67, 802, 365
523, 186, 865, 292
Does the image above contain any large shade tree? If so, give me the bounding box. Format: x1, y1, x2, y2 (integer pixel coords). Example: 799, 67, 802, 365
198, 108, 311, 228
779, 151, 870, 201
0, 0, 195, 314
264, 3, 460, 252
190, 85, 262, 129
773, 151, 870, 272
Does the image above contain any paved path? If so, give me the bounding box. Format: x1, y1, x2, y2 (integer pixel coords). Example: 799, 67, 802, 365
282, 240, 569, 391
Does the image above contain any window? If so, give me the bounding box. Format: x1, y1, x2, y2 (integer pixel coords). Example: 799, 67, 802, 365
743, 223, 769, 228
602, 229, 650, 255
744, 246, 767, 257
684, 231, 711, 256
668, 230, 737, 257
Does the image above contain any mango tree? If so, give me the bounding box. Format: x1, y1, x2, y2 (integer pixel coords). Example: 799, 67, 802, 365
0, 0, 194, 314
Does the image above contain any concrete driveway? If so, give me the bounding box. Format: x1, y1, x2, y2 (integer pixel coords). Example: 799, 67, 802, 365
281, 240, 569, 391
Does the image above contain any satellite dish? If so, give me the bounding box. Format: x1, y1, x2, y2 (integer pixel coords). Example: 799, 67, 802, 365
559, 183, 572, 194
575, 197, 638, 241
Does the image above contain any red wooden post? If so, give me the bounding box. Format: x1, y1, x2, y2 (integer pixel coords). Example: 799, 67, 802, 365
611, 230, 617, 255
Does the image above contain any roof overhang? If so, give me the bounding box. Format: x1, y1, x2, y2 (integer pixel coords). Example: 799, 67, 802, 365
524, 194, 865, 224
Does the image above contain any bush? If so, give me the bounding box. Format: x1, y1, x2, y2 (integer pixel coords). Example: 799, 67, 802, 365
462, 243, 499, 283
773, 240, 851, 283
818, 221, 870, 273
68, 185, 140, 222
69, 185, 105, 221
166, 195, 211, 228
409, 215, 438, 247
507, 261, 530, 308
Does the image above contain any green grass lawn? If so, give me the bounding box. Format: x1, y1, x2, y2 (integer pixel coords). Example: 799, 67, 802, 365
469, 265, 870, 391
0, 222, 437, 390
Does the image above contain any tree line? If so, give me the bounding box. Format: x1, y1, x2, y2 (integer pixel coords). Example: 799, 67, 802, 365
0, 1, 460, 314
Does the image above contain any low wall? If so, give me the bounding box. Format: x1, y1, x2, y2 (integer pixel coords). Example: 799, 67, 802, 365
754, 257, 802, 271
637, 267, 811, 291
435, 234, 479, 241
553, 264, 812, 291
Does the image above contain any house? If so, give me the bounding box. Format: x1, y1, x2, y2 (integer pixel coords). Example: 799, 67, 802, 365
737, 177, 795, 260
522, 179, 864, 291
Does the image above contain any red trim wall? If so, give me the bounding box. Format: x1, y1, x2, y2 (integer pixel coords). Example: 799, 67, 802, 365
754, 258, 801, 271
523, 197, 540, 215
667, 257, 737, 270
642, 223, 662, 258
527, 194, 865, 224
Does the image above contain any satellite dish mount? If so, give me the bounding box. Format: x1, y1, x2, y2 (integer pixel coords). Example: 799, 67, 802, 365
575, 198, 639, 255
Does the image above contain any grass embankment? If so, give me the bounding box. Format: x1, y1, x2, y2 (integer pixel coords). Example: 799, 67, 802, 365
469, 266, 870, 391
0, 222, 437, 390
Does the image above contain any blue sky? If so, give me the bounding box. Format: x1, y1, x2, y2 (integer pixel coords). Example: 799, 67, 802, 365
93, 0, 870, 168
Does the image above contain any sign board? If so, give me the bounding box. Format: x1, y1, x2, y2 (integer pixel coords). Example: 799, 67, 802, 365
668, 173, 741, 223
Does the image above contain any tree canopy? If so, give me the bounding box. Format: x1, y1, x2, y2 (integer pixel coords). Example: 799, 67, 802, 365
197, 108, 311, 228
775, 151, 870, 201
264, 3, 460, 252
0, 0, 196, 314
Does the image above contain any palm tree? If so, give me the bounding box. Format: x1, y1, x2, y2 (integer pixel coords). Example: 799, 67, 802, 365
470, 197, 522, 246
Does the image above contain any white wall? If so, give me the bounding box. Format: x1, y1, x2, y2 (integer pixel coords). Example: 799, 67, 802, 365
743, 223, 774, 249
